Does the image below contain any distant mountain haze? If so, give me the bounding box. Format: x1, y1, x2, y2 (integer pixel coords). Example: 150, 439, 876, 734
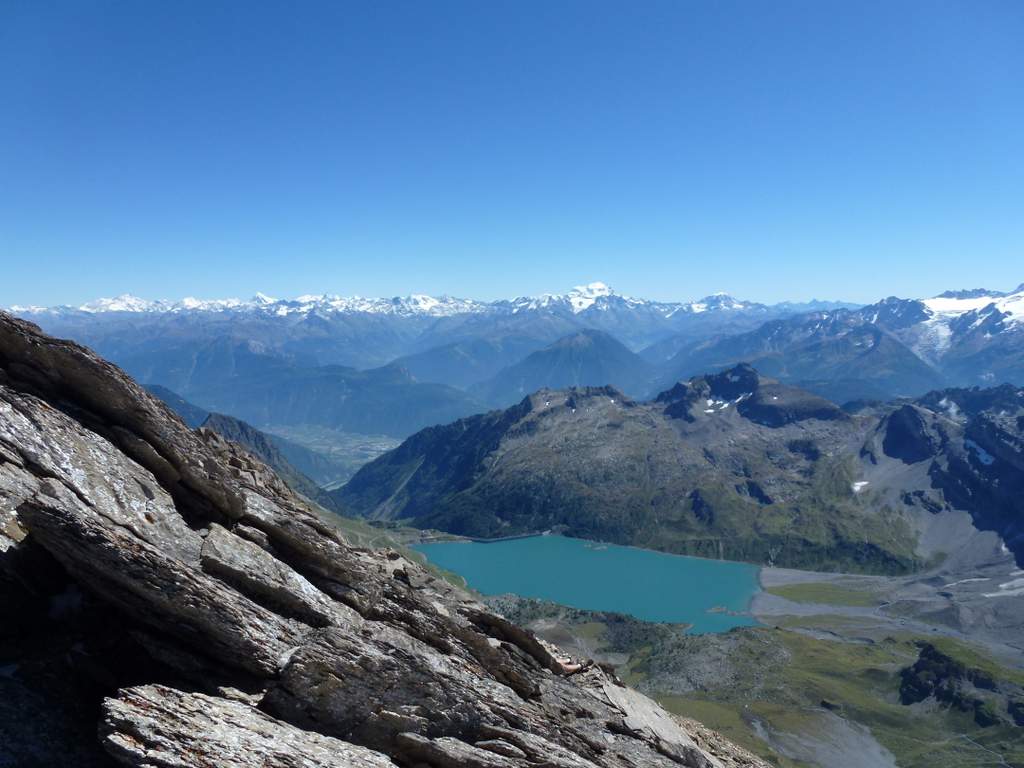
12, 281, 1024, 436
470, 329, 657, 408
145, 385, 344, 507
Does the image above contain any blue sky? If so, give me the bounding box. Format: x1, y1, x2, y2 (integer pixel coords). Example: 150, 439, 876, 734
1, 0, 1022, 306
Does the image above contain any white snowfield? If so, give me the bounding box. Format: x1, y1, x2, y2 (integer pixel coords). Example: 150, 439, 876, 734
982, 576, 1024, 599
902, 286, 1024, 361
922, 290, 1024, 321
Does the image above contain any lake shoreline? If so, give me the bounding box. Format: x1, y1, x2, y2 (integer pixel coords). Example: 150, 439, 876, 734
414, 534, 761, 634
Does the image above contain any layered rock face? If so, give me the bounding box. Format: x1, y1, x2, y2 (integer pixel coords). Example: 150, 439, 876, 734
0, 312, 757, 768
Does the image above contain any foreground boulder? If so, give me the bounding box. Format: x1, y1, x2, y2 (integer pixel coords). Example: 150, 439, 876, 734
0, 312, 760, 767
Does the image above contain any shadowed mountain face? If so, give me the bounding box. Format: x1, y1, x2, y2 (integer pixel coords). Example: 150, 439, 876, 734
390, 335, 550, 389
145, 384, 210, 427
339, 366, 1024, 573
471, 330, 658, 407
0, 311, 747, 768
661, 318, 946, 404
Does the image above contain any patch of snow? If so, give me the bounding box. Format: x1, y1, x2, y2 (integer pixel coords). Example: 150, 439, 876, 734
942, 577, 989, 588
851, 481, 870, 494
982, 577, 1024, 598
937, 397, 962, 421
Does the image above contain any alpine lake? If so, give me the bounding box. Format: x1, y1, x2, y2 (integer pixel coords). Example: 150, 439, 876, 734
413, 534, 760, 634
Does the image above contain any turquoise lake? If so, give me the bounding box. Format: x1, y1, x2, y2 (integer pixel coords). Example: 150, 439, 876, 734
413, 535, 760, 634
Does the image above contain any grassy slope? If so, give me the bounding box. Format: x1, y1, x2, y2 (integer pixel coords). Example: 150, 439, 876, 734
656, 626, 1024, 767
763, 582, 882, 607
490, 596, 1024, 768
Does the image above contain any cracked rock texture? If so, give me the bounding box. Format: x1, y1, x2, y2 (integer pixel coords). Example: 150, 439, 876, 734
0, 312, 766, 768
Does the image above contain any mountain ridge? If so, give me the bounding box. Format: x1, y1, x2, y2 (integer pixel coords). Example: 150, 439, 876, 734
338, 366, 1024, 573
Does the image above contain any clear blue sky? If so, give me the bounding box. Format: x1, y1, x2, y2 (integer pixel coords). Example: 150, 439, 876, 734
2, 0, 1022, 307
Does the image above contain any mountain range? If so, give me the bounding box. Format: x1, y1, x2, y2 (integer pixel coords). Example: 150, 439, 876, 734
9, 281, 855, 369
339, 364, 1024, 575
11, 281, 1024, 438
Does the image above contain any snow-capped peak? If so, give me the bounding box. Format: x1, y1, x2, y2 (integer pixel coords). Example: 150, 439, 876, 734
178, 296, 245, 311
674, 293, 750, 315
567, 281, 615, 312
504, 281, 622, 314
572, 281, 614, 298
79, 294, 156, 313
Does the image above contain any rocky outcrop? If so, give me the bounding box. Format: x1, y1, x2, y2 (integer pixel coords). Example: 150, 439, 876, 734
898, 642, 1022, 729
881, 404, 946, 464
0, 311, 729, 767
656, 365, 845, 428
100, 685, 395, 768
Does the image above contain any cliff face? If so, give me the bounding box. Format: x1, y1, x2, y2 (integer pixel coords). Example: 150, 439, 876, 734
0, 312, 761, 768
